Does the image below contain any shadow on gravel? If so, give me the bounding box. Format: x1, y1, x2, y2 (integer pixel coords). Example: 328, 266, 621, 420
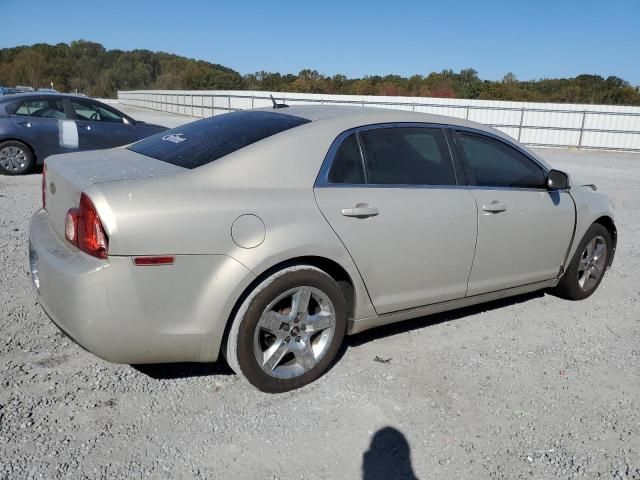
363, 426, 419, 480
132, 360, 234, 380
345, 290, 545, 350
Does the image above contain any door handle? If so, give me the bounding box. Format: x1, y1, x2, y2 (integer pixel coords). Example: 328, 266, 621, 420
341, 204, 379, 218
85, 125, 92, 131
17, 121, 33, 128
482, 201, 507, 213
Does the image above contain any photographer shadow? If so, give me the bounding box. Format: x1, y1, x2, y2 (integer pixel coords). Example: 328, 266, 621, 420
363, 426, 419, 480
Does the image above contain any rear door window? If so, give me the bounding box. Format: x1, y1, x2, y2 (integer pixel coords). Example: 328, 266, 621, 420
128, 111, 311, 169
9, 98, 67, 119
358, 127, 456, 185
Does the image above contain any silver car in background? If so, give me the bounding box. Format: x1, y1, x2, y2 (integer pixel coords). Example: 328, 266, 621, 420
29, 106, 616, 392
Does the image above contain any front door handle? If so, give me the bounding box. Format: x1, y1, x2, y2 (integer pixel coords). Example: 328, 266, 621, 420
17, 121, 33, 128
341, 203, 379, 218
482, 201, 507, 213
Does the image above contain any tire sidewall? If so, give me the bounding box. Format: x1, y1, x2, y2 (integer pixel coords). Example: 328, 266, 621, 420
0, 141, 34, 175
229, 267, 347, 393
562, 223, 612, 300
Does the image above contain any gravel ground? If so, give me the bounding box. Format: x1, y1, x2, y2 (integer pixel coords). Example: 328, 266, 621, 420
1, 105, 639, 479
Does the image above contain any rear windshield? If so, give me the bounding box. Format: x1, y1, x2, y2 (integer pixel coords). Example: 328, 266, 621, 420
128, 110, 311, 169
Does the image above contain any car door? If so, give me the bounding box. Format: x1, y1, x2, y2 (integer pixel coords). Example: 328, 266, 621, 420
452, 129, 575, 296
314, 124, 478, 314
8, 97, 73, 159
68, 98, 135, 149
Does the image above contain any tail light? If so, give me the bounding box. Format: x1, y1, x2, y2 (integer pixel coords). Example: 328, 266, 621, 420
42, 161, 46, 210
65, 193, 108, 259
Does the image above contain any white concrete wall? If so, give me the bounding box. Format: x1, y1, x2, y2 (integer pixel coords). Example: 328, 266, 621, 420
118, 90, 640, 151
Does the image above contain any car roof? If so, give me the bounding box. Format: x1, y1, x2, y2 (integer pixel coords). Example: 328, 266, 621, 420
264, 104, 491, 132
253, 104, 552, 170
0, 92, 89, 103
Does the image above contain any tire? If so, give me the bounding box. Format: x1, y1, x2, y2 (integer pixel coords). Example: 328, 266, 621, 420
553, 223, 612, 300
0, 140, 35, 175
225, 266, 348, 393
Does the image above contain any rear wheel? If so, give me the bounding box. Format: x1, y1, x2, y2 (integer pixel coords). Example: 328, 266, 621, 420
554, 223, 612, 300
225, 266, 347, 393
0, 141, 34, 175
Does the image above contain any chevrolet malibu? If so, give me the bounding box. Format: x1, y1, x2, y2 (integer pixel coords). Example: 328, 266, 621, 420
28, 106, 616, 392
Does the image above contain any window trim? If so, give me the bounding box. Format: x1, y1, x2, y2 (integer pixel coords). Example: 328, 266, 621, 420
315, 122, 464, 189
449, 126, 551, 192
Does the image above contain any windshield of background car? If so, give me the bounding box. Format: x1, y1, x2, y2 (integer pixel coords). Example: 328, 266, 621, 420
128, 110, 311, 169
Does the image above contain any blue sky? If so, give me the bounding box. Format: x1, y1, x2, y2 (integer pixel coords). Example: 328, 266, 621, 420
1, 0, 638, 84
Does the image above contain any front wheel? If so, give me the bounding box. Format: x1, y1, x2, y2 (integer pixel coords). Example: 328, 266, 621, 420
554, 223, 612, 300
225, 266, 347, 393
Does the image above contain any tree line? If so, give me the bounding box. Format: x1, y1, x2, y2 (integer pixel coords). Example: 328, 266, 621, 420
1, 40, 639, 105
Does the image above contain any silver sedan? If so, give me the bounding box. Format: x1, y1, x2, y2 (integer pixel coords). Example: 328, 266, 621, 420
29, 106, 616, 392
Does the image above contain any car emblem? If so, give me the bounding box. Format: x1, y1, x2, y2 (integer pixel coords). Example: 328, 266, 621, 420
49, 182, 56, 194
162, 133, 186, 144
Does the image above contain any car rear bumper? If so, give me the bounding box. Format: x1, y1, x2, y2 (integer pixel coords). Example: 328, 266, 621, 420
28, 209, 253, 364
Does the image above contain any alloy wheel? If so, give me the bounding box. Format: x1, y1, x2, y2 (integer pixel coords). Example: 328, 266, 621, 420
577, 235, 607, 291
0, 146, 28, 172
253, 286, 336, 379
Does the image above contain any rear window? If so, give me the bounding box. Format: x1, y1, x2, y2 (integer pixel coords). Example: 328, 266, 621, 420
128, 111, 311, 169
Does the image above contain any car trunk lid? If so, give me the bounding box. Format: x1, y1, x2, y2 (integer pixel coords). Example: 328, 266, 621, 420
44, 147, 185, 241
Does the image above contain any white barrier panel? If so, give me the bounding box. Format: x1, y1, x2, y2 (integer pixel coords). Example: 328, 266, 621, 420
117, 90, 640, 151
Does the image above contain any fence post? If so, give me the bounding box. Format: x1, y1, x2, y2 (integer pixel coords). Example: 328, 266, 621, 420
578, 110, 587, 149
517, 107, 525, 141
251, 94, 254, 109
228, 94, 231, 112
465, 105, 470, 120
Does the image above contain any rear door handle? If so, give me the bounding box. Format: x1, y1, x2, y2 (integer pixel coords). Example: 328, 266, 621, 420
17, 121, 33, 128
482, 201, 507, 213
341, 204, 379, 218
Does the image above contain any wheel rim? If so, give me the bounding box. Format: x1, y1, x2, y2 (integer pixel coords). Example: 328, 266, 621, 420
577, 235, 607, 291
253, 286, 336, 379
0, 146, 28, 172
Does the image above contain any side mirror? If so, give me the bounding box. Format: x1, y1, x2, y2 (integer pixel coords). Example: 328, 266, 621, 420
547, 169, 570, 190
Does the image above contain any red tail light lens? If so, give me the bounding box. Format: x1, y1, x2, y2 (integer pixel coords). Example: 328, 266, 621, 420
65, 193, 108, 259
42, 161, 47, 210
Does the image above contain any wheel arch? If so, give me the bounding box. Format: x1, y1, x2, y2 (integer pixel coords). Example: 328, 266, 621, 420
594, 215, 617, 268
220, 255, 358, 359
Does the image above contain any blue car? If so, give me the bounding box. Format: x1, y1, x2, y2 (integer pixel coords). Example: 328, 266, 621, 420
0, 93, 167, 175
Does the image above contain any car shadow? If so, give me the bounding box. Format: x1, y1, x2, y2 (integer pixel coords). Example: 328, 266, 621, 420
132, 359, 234, 379
132, 290, 545, 381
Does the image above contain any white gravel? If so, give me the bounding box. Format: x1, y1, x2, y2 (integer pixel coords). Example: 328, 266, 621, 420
0, 105, 639, 479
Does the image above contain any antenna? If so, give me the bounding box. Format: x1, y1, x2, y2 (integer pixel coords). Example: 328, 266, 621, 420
270, 94, 289, 109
